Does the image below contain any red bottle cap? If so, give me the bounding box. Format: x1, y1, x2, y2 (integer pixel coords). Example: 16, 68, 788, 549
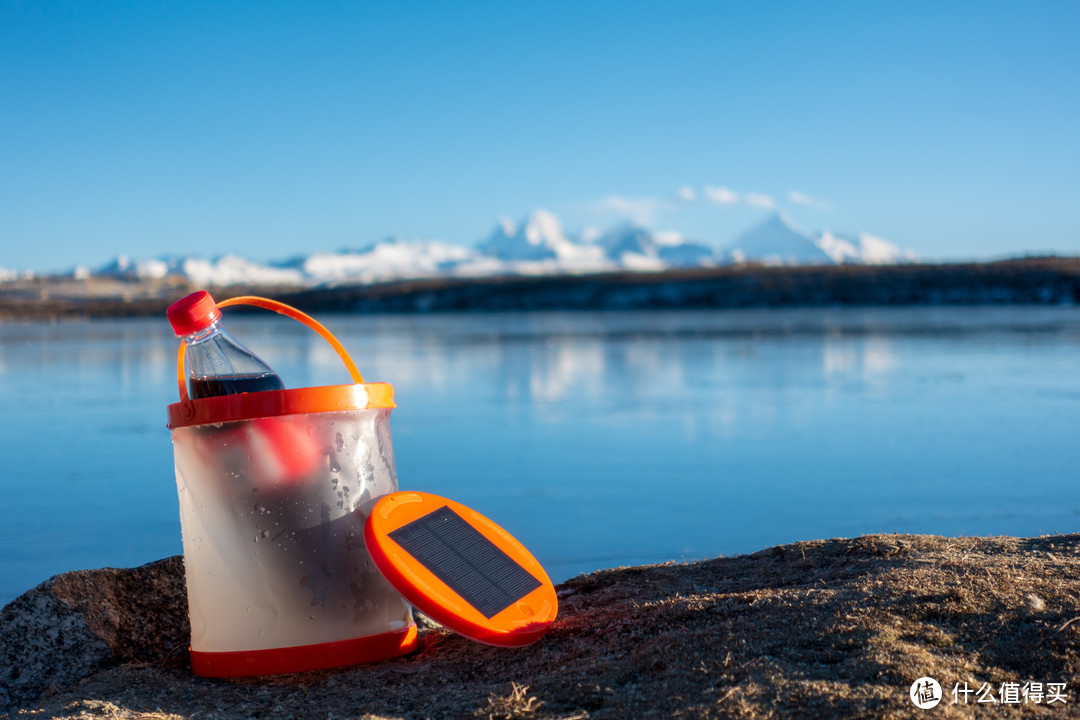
167, 290, 222, 336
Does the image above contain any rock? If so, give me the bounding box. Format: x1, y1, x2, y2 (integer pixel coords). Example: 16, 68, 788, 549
0, 584, 111, 710
0, 556, 187, 710
5, 535, 1080, 719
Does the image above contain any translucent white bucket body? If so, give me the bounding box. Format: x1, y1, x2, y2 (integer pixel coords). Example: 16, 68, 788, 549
172, 408, 412, 654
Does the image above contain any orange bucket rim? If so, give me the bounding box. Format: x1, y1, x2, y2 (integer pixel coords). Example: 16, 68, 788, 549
167, 382, 395, 429
167, 295, 394, 428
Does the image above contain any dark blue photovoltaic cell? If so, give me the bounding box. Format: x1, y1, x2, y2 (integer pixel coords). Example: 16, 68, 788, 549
388, 505, 541, 618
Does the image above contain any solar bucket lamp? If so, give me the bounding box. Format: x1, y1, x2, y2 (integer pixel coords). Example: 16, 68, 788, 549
167, 296, 557, 677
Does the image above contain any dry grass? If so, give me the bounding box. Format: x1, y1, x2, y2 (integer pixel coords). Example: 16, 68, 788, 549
14, 533, 1080, 719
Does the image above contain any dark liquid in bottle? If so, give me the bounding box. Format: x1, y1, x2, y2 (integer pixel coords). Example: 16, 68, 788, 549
189, 373, 285, 399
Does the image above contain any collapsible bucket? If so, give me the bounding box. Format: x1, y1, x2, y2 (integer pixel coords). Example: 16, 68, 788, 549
166, 296, 417, 677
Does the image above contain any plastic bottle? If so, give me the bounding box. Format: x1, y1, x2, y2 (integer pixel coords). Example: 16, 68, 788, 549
167, 290, 285, 399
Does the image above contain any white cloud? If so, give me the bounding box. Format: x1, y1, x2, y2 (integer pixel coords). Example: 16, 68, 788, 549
744, 193, 775, 209
591, 194, 673, 225
788, 190, 832, 211
584, 184, 786, 229
703, 186, 739, 205
703, 186, 775, 209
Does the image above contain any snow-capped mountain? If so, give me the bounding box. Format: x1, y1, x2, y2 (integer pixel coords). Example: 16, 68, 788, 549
94, 255, 304, 286
475, 209, 614, 275
594, 224, 716, 270
180, 256, 304, 287
724, 212, 835, 265
725, 212, 917, 266
13, 208, 917, 288
593, 224, 665, 270
96, 255, 173, 281
480, 209, 607, 264
288, 238, 482, 285
817, 231, 919, 265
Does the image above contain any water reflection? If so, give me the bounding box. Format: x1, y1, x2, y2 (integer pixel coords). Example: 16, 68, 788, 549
313, 312, 909, 410
824, 336, 897, 377
1, 307, 1079, 604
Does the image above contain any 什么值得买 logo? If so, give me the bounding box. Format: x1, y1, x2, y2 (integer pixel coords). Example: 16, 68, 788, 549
910, 677, 942, 709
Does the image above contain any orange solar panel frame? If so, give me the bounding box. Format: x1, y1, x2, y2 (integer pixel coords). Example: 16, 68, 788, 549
365, 492, 558, 647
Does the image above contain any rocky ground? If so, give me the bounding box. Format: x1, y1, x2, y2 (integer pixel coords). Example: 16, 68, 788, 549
4, 533, 1080, 719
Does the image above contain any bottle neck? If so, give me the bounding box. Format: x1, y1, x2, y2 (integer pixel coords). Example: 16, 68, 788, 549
180, 318, 223, 345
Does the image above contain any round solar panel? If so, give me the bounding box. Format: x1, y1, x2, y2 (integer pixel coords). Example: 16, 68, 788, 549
365, 491, 558, 647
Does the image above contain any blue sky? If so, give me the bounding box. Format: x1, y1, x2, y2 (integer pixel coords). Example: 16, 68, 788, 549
2, 1, 1078, 272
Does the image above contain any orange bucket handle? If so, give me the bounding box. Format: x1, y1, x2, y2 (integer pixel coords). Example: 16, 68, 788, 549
176, 295, 364, 402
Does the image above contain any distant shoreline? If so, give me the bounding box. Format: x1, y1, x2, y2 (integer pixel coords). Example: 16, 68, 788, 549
1, 256, 1078, 321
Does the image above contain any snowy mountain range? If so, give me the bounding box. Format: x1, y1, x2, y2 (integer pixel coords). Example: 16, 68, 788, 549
724, 212, 919, 265
8, 210, 918, 287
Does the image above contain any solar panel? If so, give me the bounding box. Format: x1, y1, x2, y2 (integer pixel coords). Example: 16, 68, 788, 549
388, 505, 542, 618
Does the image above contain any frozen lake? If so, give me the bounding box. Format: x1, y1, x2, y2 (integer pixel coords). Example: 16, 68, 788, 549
2, 305, 1079, 605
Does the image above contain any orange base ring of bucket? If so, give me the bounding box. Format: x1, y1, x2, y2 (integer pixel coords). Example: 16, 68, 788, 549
189, 625, 418, 677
